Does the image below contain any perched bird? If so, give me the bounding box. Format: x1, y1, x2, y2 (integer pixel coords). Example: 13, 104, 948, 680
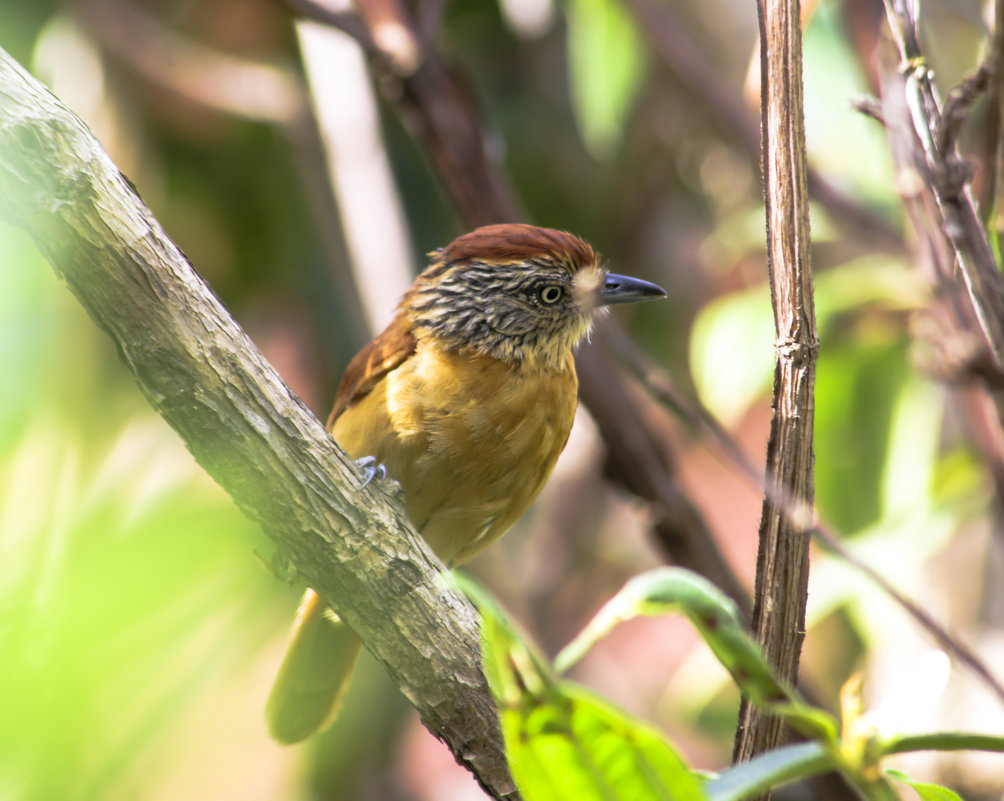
266, 223, 665, 743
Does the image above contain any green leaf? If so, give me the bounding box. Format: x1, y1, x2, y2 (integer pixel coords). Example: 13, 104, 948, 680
462, 575, 707, 801
504, 684, 707, 801
554, 568, 838, 741
689, 284, 774, 426
704, 742, 835, 801
565, 0, 646, 158
691, 257, 920, 428
886, 769, 964, 801
882, 732, 1004, 756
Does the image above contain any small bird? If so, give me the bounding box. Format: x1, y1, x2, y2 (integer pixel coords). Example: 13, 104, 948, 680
266, 223, 665, 743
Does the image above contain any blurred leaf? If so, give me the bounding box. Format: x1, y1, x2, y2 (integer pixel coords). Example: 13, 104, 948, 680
802, 2, 897, 205
689, 282, 773, 426
690, 257, 920, 428
885, 769, 963, 801
814, 339, 910, 532
463, 576, 707, 801
0, 416, 274, 801
704, 742, 834, 801
565, 0, 646, 158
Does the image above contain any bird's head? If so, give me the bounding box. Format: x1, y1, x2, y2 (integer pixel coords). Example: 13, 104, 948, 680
403, 224, 666, 370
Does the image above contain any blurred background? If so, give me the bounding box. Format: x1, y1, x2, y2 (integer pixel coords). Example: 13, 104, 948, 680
1, 0, 1002, 798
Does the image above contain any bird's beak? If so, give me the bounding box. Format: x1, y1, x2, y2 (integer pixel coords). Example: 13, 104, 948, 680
597, 272, 667, 306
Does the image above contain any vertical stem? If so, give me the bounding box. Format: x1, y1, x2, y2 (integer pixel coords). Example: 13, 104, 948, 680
732, 0, 817, 784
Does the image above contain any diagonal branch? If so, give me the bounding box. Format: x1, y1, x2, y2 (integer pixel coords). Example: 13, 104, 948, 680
0, 46, 518, 801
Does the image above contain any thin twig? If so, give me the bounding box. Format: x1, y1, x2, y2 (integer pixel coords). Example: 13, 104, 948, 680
810, 526, 1004, 701
878, 3, 1004, 512
851, 95, 886, 126
937, 55, 995, 160
883, 0, 1004, 370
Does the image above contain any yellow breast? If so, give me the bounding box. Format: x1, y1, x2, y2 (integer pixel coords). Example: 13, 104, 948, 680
331, 340, 578, 565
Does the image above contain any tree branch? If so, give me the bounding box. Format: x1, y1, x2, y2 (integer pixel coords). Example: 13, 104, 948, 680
0, 46, 518, 801
882, 0, 1004, 371
732, 0, 817, 780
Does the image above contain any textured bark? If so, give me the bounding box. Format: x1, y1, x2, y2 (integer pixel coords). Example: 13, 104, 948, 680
0, 47, 517, 801
732, 0, 817, 782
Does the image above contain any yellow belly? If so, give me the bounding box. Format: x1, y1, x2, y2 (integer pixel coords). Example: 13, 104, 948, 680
331, 341, 578, 565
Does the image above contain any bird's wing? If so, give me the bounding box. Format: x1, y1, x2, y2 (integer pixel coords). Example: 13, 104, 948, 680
326, 312, 417, 429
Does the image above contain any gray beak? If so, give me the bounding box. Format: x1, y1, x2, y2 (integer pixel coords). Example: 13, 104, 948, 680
598, 272, 667, 306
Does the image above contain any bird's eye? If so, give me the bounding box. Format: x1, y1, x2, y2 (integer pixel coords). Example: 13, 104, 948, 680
538, 285, 564, 305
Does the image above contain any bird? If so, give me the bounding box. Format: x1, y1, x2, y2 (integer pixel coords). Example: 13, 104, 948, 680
265, 223, 666, 743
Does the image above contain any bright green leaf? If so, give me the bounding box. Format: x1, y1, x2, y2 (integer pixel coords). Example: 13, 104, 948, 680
565, 0, 646, 158
554, 568, 838, 742
689, 284, 774, 426
704, 742, 834, 801
882, 732, 1004, 756
886, 769, 964, 801
463, 575, 707, 801
503, 684, 707, 801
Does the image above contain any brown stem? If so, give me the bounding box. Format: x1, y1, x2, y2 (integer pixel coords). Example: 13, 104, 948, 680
732, 0, 817, 785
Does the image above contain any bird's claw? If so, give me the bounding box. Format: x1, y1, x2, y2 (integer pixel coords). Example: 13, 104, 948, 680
254, 546, 298, 584
356, 455, 387, 488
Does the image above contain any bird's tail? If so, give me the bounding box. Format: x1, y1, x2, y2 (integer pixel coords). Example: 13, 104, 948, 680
265, 589, 362, 744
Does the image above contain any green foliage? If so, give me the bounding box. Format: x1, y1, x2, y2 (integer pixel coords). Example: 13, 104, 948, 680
555, 570, 804, 721
565, 0, 646, 158
885, 769, 964, 801
0, 223, 284, 801
462, 576, 708, 801
467, 570, 1004, 801
703, 742, 832, 801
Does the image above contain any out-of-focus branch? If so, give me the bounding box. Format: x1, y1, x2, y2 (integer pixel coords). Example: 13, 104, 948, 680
869, 4, 1004, 518
607, 322, 1004, 707
0, 47, 518, 801
622, 0, 906, 255
732, 0, 817, 781
882, 0, 1004, 371
296, 13, 416, 332
82, 0, 305, 124
578, 337, 751, 619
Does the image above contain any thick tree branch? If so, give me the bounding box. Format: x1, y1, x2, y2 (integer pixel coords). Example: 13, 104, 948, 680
0, 47, 517, 801
732, 0, 817, 780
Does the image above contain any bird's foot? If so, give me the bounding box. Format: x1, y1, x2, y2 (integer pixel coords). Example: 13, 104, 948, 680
254, 544, 299, 584
356, 455, 387, 488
